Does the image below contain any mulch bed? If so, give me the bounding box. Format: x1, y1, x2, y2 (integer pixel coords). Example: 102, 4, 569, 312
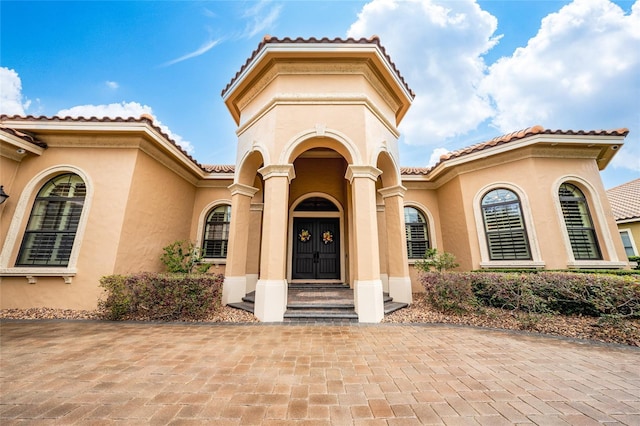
2, 296, 638, 346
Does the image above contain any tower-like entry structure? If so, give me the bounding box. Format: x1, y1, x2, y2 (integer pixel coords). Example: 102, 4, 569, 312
220, 36, 415, 322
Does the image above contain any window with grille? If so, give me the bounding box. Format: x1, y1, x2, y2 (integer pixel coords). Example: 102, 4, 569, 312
558, 183, 601, 260
620, 230, 637, 257
202, 205, 231, 258
16, 173, 86, 266
481, 188, 532, 260
404, 207, 429, 259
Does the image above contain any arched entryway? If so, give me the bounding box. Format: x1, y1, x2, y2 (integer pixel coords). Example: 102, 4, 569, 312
288, 195, 345, 282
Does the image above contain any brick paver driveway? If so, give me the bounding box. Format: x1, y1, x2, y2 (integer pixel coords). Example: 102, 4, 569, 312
1, 320, 638, 425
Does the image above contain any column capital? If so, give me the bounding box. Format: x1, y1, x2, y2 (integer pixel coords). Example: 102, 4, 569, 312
378, 184, 407, 199
345, 165, 382, 183
228, 183, 259, 197
259, 164, 296, 182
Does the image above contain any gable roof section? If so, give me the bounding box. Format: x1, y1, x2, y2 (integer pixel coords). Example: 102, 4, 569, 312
403, 125, 629, 179
0, 114, 205, 172
607, 178, 640, 222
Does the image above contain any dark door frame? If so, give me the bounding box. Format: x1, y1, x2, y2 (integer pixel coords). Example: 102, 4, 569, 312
288, 194, 345, 283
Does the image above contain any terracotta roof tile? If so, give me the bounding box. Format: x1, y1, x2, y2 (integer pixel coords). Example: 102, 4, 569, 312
0, 114, 204, 170
0, 125, 48, 148
221, 35, 414, 99
607, 178, 640, 222
203, 164, 235, 173
435, 126, 629, 166
400, 166, 431, 176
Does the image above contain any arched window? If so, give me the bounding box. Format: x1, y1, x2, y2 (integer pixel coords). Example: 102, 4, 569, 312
16, 173, 86, 266
202, 205, 231, 258
481, 188, 532, 260
404, 206, 430, 259
558, 183, 601, 260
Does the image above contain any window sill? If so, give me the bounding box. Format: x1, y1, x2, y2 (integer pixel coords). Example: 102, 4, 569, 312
566, 260, 628, 269
201, 259, 227, 265
479, 261, 546, 269
0, 268, 76, 284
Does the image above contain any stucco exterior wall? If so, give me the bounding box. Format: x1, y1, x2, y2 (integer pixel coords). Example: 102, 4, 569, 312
113, 150, 197, 274
436, 150, 627, 270
0, 143, 139, 309
617, 221, 640, 258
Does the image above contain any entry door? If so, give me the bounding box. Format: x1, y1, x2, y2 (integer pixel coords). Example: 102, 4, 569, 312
292, 218, 340, 280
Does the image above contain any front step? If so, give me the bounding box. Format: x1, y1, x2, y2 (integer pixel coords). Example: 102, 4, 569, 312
227, 283, 409, 321
285, 282, 357, 322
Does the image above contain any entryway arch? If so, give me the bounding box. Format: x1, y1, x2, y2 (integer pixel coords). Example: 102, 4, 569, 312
288, 193, 346, 283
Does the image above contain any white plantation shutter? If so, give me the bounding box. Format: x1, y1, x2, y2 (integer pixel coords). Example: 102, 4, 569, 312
481, 189, 531, 260
202, 205, 231, 258
17, 174, 86, 266
559, 183, 601, 260
404, 207, 429, 259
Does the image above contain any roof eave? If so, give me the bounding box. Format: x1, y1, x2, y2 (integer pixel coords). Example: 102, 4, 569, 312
0, 117, 206, 178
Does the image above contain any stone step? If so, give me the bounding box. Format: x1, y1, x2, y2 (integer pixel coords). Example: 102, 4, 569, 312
226, 301, 256, 313
283, 309, 359, 322
226, 285, 409, 321
384, 301, 409, 315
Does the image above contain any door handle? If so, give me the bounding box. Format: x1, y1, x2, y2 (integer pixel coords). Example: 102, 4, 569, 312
313, 252, 319, 263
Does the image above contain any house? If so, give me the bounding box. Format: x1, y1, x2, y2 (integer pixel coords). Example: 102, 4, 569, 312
607, 178, 640, 261
0, 36, 631, 322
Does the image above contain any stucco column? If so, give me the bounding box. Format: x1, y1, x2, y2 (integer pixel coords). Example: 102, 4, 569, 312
222, 183, 259, 306
346, 165, 384, 323
254, 164, 295, 322
379, 185, 412, 304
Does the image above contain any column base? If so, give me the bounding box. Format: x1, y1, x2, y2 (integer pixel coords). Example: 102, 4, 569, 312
355, 279, 384, 323
388, 276, 413, 304
246, 274, 259, 293
222, 276, 247, 305
254, 279, 288, 322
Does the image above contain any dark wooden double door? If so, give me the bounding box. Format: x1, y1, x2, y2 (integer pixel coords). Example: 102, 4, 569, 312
292, 218, 340, 280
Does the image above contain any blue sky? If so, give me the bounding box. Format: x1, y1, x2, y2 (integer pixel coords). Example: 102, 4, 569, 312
1, 0, 638, 189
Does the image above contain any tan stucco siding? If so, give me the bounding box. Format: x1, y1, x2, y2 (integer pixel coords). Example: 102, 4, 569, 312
113, 150, 196, 274
1, 146, 138, 309
617, 221, 640, 257
289, 158, 348, 208
434, 153, 627, 270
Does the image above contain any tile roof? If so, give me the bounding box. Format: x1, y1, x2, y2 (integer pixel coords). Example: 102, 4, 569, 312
0, 114, 204, 170
0, 125, 48, 148
606, 178, 640, 222
400, 125, 629, 176
221, 35, 414, 99
437, 125, 629, 164
203, 164, 235, 174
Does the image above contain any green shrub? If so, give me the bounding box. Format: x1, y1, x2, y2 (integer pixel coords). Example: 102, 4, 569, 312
414, 248, 459, 272
98, 273, 224, 321
420, 272, 477, 313
161, 240, 210, 274
421, 271, 640, 318
629, 256, 640, 270
98, 275, 130, 320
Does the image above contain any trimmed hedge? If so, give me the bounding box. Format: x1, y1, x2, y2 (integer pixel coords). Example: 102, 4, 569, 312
420, 271, 639, 318
472, 268, 640, 276
99, 272, 224, 321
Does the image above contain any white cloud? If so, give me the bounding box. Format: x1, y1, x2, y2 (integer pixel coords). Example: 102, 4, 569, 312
105, 81, 119, 89
242, 0, 282, 38
162, 38, 221, 67
481, 0, 640, 133
427, 147, 450, 167
57, 102, 195, 154
0, 67, 29, 115
347, 0, 499, 146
